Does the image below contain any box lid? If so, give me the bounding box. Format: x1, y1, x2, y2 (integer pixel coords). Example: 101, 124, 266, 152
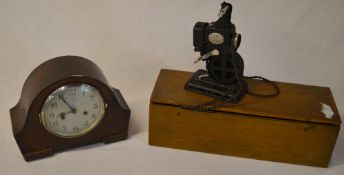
150, 69, 341, 125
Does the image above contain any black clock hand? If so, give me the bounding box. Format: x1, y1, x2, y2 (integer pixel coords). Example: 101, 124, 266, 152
58, 110, 73, 120
60, 95, 77, 113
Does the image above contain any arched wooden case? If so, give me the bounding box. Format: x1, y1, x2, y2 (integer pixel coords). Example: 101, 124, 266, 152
10, 56, 130, 161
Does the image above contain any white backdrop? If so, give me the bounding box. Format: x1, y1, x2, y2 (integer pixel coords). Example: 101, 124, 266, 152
0, 0, 343, 174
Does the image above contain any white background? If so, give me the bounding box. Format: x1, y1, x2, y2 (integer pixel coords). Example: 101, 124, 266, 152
0, 0, 343, 174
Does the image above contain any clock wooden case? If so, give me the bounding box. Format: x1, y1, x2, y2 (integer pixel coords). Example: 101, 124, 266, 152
10, 56, 130, 161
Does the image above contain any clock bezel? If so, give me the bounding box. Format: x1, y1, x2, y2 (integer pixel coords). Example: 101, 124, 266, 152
40, 83, 106, 139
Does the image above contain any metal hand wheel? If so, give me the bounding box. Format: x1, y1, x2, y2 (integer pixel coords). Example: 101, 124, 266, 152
206, 53, 244, 84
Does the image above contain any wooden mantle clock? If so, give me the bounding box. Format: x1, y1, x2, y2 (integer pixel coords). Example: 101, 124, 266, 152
10, 56, 130, 161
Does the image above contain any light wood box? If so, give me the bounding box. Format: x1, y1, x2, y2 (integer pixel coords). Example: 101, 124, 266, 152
149, 69, 341, 167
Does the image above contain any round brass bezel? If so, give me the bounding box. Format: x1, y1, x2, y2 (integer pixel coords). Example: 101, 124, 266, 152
40, 83, 105, 139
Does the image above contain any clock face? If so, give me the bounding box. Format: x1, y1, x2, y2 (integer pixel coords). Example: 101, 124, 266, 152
40, 83, 105, 138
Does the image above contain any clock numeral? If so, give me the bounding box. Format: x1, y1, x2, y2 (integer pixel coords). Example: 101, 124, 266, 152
84, 121, 89, 126
73, 127, 79, 132
62, 125, 67, 131
58, 93, 63, 100
69, 88, 77, 95
49, 112, 55, 118
90, 95, 95, 101
93, 103, 99, 110
50, 102, 57, 108
53, 121, 59, 127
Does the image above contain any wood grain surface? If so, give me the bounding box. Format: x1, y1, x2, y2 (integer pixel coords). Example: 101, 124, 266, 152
149, 69, 341, 167
151, 69, 341, 125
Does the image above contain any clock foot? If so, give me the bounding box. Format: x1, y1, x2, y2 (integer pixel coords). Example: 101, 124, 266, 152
103, 132, 128, 144
23, 148, 53, 161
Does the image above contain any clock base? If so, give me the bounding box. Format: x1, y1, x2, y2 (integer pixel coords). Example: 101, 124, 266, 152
103, 131, 128, 144
23, 131, 128, 161
24, 148, 53, 161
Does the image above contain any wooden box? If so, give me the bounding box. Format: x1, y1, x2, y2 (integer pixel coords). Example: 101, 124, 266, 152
149, 69, 341, 167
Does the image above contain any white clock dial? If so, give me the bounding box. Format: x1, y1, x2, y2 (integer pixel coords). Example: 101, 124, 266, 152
40, 83, 105, 138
